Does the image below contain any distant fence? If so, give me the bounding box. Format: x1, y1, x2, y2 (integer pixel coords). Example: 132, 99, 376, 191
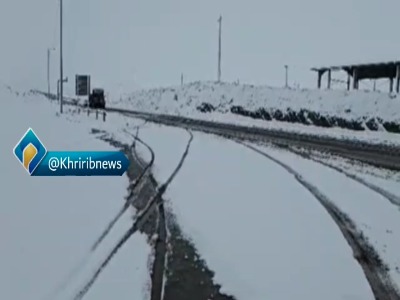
64, 106, 107, 122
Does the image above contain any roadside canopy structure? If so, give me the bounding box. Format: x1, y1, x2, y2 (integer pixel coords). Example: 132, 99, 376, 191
311, 61, 400, 92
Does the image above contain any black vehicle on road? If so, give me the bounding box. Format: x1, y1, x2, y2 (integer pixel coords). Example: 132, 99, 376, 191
89, 88, 106, 109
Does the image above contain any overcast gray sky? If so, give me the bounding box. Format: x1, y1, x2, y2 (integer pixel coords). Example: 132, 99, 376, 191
1, 0, 399, 95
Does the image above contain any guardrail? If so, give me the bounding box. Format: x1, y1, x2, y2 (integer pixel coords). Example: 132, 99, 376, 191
84, 107, 107, 122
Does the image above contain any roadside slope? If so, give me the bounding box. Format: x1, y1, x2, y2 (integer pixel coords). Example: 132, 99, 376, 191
110, 81, 400, 145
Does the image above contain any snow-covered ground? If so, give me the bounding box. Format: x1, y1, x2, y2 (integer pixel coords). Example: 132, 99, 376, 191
108, 81, 400, 147
302, 150, 400, 198
131, 123, 384, 300
208, 112, 400, 146
113, 81, 400, 123
253, 144, 400, 287
0, 89, 151, 300
3, 86, 400, 299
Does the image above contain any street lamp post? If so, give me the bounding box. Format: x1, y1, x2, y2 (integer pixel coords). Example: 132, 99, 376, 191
59, 0, 64, 113
284, 65, 288, 88
47, 47, 55, 96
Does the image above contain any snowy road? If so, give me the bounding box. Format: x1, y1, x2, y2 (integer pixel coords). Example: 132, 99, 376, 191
240, 141, 400, 299
132, 122, 400, 300
2, 89, 400, 300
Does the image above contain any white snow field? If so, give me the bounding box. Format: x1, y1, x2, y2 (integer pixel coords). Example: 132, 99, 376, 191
0, 89, 151, 300
3, 86, 399, 299
109, 81, 400, 147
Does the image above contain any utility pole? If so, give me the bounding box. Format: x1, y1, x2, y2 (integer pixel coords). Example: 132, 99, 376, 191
284, 65, 288, 88
57, 77, 68, 102
59, 0, 64, 114
217, 15, 222, 82
181, 73, 183, 86
47, 49, 50, 95
47, 47, 55, 96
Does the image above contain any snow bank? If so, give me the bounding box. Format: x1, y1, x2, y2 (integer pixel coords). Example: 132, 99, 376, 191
110, 81, 400, 143
118, 81, 399, 122
0, 88, 151, 300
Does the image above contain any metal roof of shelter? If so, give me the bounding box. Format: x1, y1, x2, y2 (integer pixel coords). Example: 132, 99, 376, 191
310, 60, 400, 91
311, 61, 400, 80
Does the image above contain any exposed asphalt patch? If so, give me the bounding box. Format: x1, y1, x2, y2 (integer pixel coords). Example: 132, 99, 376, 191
163, 212, 236, 300
95, 128, 235, 300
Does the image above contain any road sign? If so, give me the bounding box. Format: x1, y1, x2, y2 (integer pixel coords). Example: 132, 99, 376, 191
75, 75, 90, 96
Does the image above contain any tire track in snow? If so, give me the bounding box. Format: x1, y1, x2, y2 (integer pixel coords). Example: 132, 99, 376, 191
236, 140, 400, 300
90, 130, 155, 253
125, 127, 236, 300
284, 145, 400, 208
72, 130, 194, 300
40, 127, 150, 300
150, 180, 167, 300
123, 127, 169, 300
